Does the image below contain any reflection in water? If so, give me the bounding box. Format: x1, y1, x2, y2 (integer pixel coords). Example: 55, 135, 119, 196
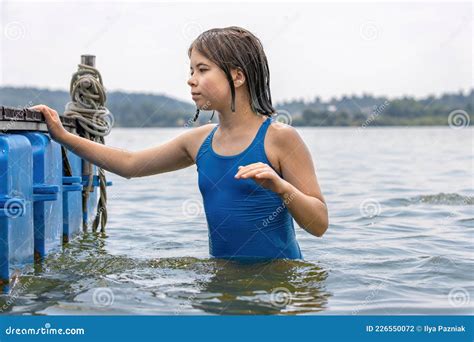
192, 259, 330, 315
0, 233, 330, 315
150, 258, 330, 315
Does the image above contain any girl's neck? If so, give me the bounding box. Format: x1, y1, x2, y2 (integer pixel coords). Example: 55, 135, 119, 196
216, 103, 265, 134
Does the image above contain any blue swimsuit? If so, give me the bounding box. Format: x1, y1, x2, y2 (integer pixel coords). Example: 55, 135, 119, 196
196, 116, 303, 260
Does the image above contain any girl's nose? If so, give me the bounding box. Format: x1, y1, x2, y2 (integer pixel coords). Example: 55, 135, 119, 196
187, 76, 197, 87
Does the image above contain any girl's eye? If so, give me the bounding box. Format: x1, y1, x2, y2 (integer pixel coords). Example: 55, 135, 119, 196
189, 69, 207, 76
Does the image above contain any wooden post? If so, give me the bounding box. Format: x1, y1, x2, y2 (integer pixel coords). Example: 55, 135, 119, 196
80, 55, 95, 179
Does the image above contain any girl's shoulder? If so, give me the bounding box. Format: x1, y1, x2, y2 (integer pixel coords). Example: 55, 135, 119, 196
184, 123, 218, 162
265, 120, 307, 167
266, 120, 301, 148
262, 120, 301, 174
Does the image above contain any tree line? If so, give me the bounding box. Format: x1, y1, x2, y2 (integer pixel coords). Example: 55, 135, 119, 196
1, 86, 471, 127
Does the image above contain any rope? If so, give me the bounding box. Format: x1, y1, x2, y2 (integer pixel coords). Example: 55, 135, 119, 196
64, 64, 113, 137
63, 63, 112, 233
61, 146, 73, 177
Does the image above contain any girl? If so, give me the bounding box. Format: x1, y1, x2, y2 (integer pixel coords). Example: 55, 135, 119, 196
32, 26, 328, 260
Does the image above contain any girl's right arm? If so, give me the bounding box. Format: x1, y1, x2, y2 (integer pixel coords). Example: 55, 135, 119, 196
60, 130, 135, 179
30, 105, 196, 179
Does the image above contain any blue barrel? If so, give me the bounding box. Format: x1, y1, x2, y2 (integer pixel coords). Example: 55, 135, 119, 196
19, 133, 63, 260
62, 150, 83, 242
0, 134, 34, 286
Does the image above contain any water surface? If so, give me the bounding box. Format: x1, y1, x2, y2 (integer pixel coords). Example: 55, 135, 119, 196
1, 126, 472, 315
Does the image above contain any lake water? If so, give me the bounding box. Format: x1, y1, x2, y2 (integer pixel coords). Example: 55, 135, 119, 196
1, 126, 472, 315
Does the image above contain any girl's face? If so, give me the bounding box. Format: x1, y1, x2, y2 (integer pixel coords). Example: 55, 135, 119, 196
188, 48, 236, 111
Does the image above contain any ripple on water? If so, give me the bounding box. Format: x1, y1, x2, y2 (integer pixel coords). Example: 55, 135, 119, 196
0, 243, 334, 315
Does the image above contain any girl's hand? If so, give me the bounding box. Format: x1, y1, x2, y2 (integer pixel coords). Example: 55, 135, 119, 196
29, 104, 68, 142
234, 162, 289, 195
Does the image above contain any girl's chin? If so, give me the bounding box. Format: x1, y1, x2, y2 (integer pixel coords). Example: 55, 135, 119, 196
194, 99, 213, 110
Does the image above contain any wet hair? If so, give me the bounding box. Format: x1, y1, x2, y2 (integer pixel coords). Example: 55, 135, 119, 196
189, 26, 275, 121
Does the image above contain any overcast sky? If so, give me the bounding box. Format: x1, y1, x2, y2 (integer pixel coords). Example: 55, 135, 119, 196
0, 1, 472, 103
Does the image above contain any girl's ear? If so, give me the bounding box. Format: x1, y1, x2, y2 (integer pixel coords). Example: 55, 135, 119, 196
232, 68, 246, 88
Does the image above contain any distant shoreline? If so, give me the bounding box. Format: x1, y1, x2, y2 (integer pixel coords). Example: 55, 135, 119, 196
1, 86, 472, 128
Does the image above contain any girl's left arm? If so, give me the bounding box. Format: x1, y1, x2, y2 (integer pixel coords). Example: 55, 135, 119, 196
234, 125, 328, 237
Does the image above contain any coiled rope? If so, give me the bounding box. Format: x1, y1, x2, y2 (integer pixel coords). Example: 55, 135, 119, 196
63, 63, 113, 233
